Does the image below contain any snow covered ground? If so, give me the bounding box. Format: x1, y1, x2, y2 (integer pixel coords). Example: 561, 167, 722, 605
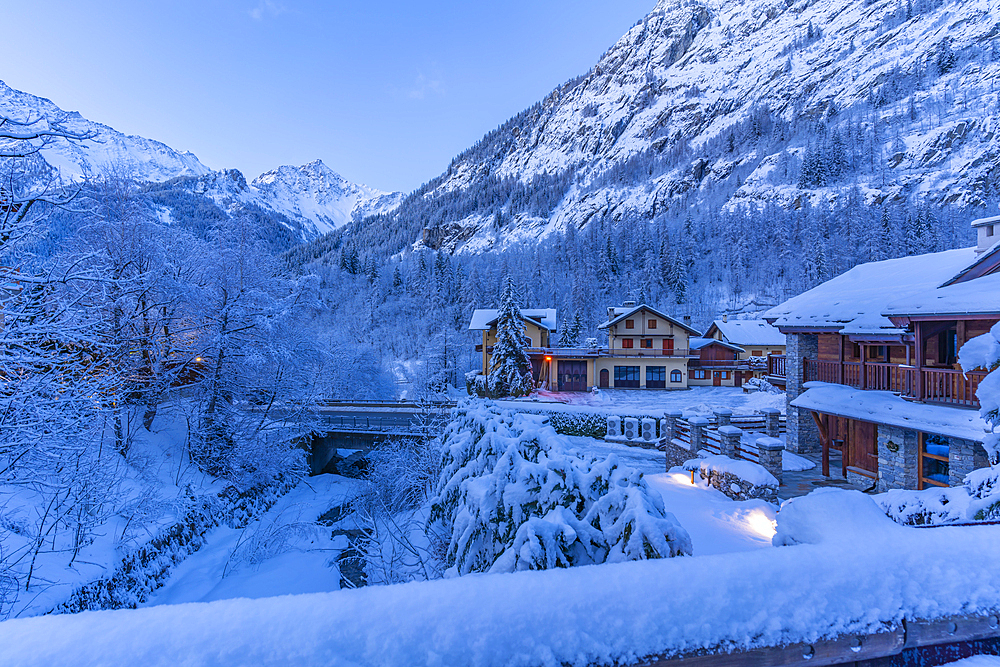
3, 490, 999, 667
501, 386, 785, 417
145, 474, 362, 606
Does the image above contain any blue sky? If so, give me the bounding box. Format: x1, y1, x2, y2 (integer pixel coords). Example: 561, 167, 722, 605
1, 0, 655, 193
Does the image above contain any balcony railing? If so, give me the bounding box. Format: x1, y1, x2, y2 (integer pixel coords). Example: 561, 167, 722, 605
803, 358, 986, 408
689, 359, 752, 368
767, 354, 787, 378
485, 346, 695, 358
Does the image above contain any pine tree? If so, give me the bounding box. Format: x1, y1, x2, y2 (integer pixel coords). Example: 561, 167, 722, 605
937, 37, 956, 75
488, 276, 535, 398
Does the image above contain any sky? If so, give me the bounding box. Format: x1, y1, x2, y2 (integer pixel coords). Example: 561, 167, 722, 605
0, 0, 656, 194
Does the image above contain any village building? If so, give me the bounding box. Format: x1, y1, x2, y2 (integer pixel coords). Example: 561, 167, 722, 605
704, 317, 787, 386
687, 337, 746, 387
764, 216, 999, 491
468, 302, 701, 392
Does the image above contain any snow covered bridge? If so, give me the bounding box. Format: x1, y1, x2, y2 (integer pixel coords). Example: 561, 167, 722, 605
308, 402, 453, 475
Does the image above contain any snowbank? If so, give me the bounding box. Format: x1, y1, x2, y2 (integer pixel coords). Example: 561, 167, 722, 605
3, 490, 1000, 667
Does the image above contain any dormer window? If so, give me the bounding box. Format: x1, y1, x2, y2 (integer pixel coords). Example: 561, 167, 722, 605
625, 319, 635, 329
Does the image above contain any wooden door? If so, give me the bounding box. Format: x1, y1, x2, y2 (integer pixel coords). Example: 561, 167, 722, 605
663, 338, 674, 355
599, 369, 609, 388
734, 371, 743, 388
843, 419, 878, 475
558, 361, 588, 392
713, 371, 722, 386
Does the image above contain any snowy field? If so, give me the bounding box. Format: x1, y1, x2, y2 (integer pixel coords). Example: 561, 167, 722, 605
500, 386, 785, 417
144, 474, 364, 607
3, 490, 999, 667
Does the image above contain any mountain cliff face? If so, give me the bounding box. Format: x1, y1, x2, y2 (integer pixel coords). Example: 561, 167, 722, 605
343, 0, 1000, 256
0, 81, 402, 242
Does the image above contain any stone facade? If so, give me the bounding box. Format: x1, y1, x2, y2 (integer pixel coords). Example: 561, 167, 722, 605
950, 438, 991, 486
785, 333, 820, 454
876, 425, 919, 492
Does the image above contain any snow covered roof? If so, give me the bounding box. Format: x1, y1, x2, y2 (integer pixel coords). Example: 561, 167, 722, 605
884, 272, 1000, 318
971, 214, 1000, 227
790, 382, 990, 443
764, 247, 980, 335
689, 337, 745, 354
706, 320, 785, 347
597, 304, 700, 335
468, 308, 557, 331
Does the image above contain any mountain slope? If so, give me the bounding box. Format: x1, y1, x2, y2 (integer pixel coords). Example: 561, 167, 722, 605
339, 0, 1000, 257
0, 80, 402, 241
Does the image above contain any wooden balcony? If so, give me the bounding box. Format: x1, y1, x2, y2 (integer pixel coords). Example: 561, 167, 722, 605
803, 358, 986, 408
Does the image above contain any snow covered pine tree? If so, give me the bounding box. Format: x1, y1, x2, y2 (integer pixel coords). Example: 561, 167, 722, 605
959, 323, 1000, 519
487, 276, 535, 398
429, 403, 691, 575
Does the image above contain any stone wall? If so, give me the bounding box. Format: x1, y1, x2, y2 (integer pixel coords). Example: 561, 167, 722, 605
950, 438, 991, 486
786, 333, 820, 454
877, 425, 919, 492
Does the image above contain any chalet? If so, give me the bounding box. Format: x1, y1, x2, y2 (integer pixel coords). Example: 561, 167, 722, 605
764, 216, 999, 491
469, 308, 557, 387
468, 301, 701, 392
704, 317, 787, 386
688, 337, 746, 387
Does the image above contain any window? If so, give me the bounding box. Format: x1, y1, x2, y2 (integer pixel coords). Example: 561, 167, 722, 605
614, 366, 640, 388
625, 319, 635, 329
641, 339, 653, 348
690, 370, 706, 379
621, 338, 634, 349
648, 319, 658, 329
919, 433, 950, 489
647, 366, 666, 388
988, 224, 995, 237
752, 350, 762, 357
670, 369, 683, 383
721, 371, 729, 380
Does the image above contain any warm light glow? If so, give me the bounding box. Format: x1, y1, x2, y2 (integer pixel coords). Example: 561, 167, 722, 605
746, 510, 777, 538
195, 357, 203, 362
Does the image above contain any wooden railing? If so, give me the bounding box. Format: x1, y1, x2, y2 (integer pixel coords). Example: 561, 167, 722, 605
865, 362, 914, 395
766, 354, 786, 378
803, 358, 984, 408
922, 368, 987, 407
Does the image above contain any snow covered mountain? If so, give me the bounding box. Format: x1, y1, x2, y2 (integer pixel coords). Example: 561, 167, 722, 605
342, 0, 1000, 256
0, 80, 401, 241
251, 161, 404, 237
0, 79, 212, 183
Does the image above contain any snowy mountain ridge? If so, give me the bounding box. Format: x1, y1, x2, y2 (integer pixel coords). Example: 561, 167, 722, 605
343, 0, 1000, 256
0, 80, 402, 240
0, 79, 211, 183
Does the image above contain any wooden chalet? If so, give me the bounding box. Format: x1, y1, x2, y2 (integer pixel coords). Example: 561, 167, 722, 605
704, 316, 787, 386
688, 337, 748, 387
764, 216, 1000, 491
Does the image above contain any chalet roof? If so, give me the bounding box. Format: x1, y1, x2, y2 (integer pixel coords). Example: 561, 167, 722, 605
791, 382, 990, 443
883, 271, 1000, 318
971, 214, 1000, 227
468, 308, 557, 332
597, 304, 700, 335
705, 320, 785, 347
764, 247, 980, 335
689, 337, 745, 354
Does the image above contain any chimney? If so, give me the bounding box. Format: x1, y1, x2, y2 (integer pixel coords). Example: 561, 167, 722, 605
623, 300, 637, 308
972, 215, 1000, 255
722, 314, 728, 323
683, 315, 692, 325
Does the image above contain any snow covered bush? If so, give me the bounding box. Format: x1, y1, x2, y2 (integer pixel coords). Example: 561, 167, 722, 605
877, 486, 970, 526
959, 321, 1000, 462
742, 377, 781, 394
429, 402, 691, 576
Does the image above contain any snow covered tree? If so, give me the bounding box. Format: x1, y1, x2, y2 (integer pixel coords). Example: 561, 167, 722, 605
487, 276, 534, 398
960, 324, 1000, 462
428, 403, 691, 575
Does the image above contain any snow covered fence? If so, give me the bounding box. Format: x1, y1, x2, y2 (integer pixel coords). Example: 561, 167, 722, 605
5, 490, 1000, 667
